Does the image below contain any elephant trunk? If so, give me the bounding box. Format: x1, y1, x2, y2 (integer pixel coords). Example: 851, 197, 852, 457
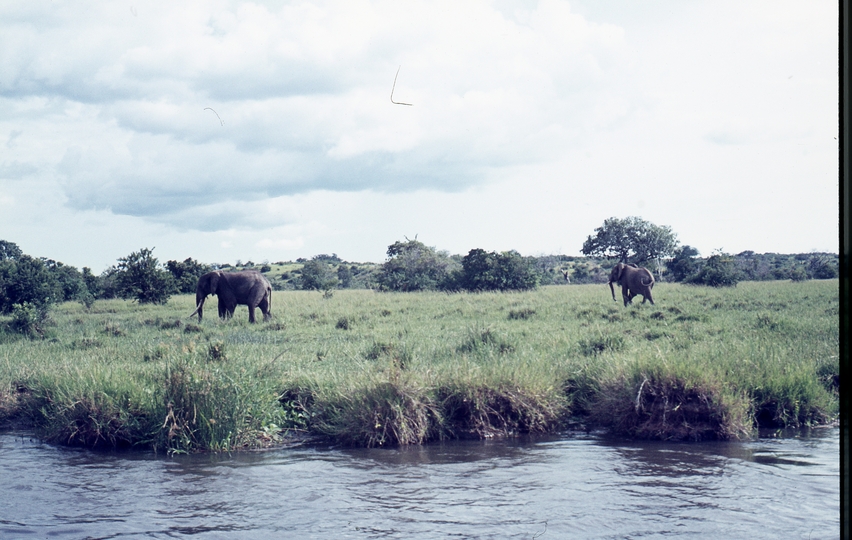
608, 280, 617, 301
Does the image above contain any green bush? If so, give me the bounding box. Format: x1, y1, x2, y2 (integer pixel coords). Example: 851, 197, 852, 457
450, 249, 539, 292
166, 258, 212, 294
377, 239, 454, 291
8, 302, 53, 338
299, 258, 339, 291
112, 248, 174, 304
686, 253, 740, 287
0, 255, 61, 313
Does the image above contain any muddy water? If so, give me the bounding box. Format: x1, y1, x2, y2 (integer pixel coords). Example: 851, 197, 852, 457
0, 428, 838, 539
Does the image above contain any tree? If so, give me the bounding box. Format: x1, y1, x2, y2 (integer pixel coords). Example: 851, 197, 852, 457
807, 255, 838, 279
0, 255, 61, 313
44, 259, 93, 306
166, 258, 212, 294
299, 257, 339, 291
0, 240, 23, 261
376, 238, 453, 291
453, 249, 539, 292
113, 248, 174, 304
686, 252, 740, 287
81, 267, 102, 299
337, 264, 353, 288
581, 217, 679, 265
667, 245, 700, 282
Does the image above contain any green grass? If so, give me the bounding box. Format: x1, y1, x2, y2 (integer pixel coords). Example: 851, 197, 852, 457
0, 280, 838, 452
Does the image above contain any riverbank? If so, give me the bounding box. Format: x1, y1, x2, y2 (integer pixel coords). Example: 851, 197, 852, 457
0, 281, 838, 453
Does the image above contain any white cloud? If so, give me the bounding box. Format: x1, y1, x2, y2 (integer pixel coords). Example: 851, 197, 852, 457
0, 0, 838, 269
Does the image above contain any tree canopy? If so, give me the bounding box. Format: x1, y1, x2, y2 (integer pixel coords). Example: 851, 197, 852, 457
452, 249, 539, 292
376, 239, 453, 292
298, 256, 339, 291
581, 217, 679, 264
113, 248, 173, 304
166, 258, 211, 294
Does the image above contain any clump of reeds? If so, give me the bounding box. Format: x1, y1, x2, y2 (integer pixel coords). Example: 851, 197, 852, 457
310, 378, 442, 447
590, 364, 753, 441
457, 327, 516, 354
436, 383, 567, 439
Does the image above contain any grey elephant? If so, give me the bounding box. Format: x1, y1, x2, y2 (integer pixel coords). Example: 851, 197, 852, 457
189, 270, 272, 323
608, 263, 655, 306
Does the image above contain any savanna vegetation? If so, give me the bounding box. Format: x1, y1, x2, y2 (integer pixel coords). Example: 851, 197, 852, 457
0, 216, 840, 453
0, 280, 838, 453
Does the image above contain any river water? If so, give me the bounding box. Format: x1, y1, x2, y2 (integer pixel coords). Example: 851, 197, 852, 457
0, 428, 839, 539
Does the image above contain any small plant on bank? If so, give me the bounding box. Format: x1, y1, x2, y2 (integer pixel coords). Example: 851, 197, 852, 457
7, 302, 53, 338
457, 327, 516, 354
207, 341, 227, 362
336, 316, 352, 330
508, 308, 536, 320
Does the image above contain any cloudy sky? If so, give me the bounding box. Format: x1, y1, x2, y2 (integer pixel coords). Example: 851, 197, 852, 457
0, 1, 838, 271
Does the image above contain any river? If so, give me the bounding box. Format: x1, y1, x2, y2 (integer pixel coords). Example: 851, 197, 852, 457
0, 427, 839, 539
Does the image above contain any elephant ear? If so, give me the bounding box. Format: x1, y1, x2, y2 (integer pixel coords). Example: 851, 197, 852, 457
613, 264, 624, 282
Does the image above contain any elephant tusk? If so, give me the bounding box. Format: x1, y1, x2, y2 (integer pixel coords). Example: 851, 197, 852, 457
188, 304, 202, 319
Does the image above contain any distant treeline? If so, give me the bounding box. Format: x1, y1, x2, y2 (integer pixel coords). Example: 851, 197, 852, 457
0, 237, 838, 320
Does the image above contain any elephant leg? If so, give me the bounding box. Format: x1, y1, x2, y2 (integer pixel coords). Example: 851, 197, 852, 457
248, 305, 256, 323
258, 297, 271, 321
621, 285, 631, 306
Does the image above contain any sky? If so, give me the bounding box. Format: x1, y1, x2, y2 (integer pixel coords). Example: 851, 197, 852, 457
0, 0, 839, 272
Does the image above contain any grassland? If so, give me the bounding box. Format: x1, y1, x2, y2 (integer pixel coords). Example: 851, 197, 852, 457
0, 280, 838, 453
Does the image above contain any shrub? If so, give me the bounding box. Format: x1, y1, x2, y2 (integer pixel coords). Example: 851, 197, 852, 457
8, 302, 52, 338
299, 258, 339, 291
452, 249, 539, 292
667, 245, 700, 282
376, 239, 454, 291
686, 253, 740, 287
113, 248, 174, 304
166, 258, 212, 294
0, 255, 61, 313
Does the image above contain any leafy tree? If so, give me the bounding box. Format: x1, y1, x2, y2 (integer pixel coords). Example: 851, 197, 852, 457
166, 258, 212, 294
667, 245, 700, 282
44, 259, 93, 307
0, 254, 62, 313
313, 253, 342, 263
452, 249, 539, 291
686, 252, 740, 287
377, 239, 454, 292
807, 255, 838, 279
299, 257, 339, 291
581, 217, 679, 265
0, 240, 23, 261
337, 264, 353, 288
789, 265, 809, 282
7, 301, 53, 338
113, 248, 174, 304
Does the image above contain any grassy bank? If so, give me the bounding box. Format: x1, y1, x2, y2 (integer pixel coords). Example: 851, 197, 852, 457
0, 281, 838, 452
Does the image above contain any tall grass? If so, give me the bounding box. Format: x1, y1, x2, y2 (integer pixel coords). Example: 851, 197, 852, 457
0, 280, 838, 451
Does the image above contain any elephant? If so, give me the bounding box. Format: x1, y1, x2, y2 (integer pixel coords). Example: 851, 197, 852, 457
189, 270, 272, 323
608, 263, 655, 306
